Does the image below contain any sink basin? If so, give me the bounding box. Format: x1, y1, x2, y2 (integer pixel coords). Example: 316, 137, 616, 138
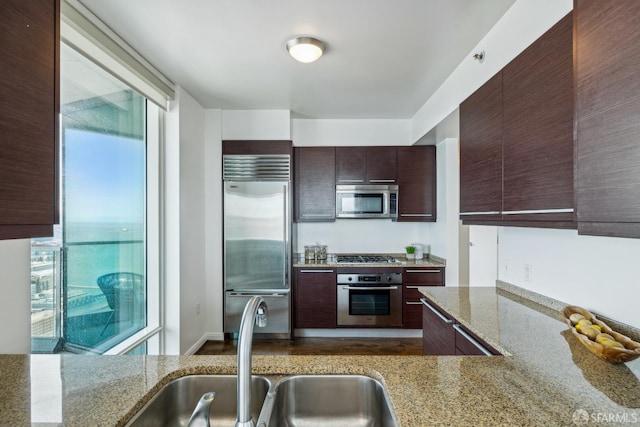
126, 375, 270, 427
259, 375, 398, 427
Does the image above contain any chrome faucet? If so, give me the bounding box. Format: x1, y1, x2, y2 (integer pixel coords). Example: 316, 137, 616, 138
236, 296, 268, 427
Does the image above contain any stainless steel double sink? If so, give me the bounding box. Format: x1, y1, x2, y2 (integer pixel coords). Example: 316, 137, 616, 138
126, 374, 399, 427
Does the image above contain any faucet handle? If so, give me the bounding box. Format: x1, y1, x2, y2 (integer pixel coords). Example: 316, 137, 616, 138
256, 303, 268, 328
188, 392, 216, 427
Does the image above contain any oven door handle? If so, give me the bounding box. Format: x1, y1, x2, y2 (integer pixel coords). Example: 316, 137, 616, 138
340, 286, 399, 291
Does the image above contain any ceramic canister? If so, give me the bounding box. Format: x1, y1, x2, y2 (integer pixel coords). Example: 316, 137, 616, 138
412, 243, 424, 260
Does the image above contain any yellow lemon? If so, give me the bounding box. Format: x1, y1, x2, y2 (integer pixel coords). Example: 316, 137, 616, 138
569, 313, 585, 326
600, 339, 624, 349
578, 319, 592, 327
596, 333, 615, 344
580, 326, 599, 341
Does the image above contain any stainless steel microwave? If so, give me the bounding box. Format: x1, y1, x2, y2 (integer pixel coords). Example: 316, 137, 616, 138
335, 185, 398, 219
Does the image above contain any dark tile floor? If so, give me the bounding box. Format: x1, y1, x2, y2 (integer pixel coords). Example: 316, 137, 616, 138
195, 337, 423, 356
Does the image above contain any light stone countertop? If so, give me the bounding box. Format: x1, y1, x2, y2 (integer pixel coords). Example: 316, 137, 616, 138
3, 286, 640, 426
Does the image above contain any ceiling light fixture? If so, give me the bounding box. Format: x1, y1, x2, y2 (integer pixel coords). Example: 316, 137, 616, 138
286, 36, 325, 63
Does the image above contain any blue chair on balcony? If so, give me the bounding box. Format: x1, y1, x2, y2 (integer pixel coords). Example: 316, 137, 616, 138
97, 272, 144, 336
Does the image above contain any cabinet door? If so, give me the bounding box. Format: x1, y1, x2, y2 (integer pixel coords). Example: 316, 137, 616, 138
336, 147, 366, 184
397, 146, 436, 222
404, 267, 444, 329
294, 147, 336, 222
402, 286, 424, 329
295, 268, 337, 328
454, 325, 498, 356
0, 0, 59, 239
459, 72, 503, 223
575, 1, 640, 238
502, 12, 574, 223
366, 146, 397, 184
421, 298, 455, 355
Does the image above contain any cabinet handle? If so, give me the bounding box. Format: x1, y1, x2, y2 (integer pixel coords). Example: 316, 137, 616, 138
299, 269, 334, 273
400, 214, 433, 217
406, 286, 420, 289
369, 179, 396, 183
406, 270, 440, 273
337, 179, 365, 183
453, 324, 493, 356
420, 298, 453, 324
405, 301, 422, 305
342, 286, 399, 291
301, 214, 334, 218
459, 211, 500, 216
501, 208, 574, 215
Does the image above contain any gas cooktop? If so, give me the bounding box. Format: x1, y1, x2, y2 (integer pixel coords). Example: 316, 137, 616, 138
336, 255, 399, 264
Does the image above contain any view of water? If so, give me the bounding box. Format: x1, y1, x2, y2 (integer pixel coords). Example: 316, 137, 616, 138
65, 221, 145, 297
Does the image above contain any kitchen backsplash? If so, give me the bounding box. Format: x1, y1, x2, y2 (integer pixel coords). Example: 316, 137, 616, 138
295, 219, 430, 254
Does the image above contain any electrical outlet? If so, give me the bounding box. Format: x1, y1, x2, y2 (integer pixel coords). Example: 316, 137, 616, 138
524, 264, 532, 282
196, 302, 201, 315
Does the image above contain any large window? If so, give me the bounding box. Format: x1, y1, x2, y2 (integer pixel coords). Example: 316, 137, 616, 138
31, 43, 156, 354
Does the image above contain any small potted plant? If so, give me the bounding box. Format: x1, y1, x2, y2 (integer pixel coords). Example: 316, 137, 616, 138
405, 245, 415, 260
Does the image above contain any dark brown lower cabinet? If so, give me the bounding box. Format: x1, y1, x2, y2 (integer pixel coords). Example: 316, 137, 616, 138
454, 324, 500, 356
421, 298, 455, 355
294, 268, 337, 328
403, 267, 445, 329
422, 297, 498, 356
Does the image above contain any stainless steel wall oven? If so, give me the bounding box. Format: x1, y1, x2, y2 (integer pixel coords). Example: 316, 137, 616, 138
337, 272, 402, 327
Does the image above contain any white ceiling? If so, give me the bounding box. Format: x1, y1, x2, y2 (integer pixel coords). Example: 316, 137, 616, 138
79, 0, 516, 119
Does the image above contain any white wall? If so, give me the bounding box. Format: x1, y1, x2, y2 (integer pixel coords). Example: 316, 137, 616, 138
297, 220, 427, 255
498, 227, 640, 329
222, 110, 291, 140
0, 239, 31, 353
177, 88, 208, 354
292, 119, 411, 146
428, 138, 461, 285
204, 109, 224, 340
164, 86, 209, 354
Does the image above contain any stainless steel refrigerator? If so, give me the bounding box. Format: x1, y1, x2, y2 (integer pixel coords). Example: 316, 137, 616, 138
223, 154, 291, 336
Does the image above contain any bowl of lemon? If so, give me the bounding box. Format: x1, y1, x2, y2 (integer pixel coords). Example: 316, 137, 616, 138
562, 305, 640, 364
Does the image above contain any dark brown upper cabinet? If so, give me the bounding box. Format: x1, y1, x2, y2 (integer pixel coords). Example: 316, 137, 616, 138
397, 146, 436, 222
502, 12, 574, 224
459, 12, 575, 229
222, 140, 293, 155
336, 146, 397, 184
294, 147, 336, 222
575, 0, 640, 238
0, 0, 60, 240
335, 147, 367, 184
459, 72, 503, 223
365, 146, 397, 184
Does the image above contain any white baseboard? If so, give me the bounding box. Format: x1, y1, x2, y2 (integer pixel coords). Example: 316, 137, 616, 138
184, 332, 225, 355
294, 329, 422, 338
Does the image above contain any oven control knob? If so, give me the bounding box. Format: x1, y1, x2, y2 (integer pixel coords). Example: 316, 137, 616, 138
348, 277, 352, 281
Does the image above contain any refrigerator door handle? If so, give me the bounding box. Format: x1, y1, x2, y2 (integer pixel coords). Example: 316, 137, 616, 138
283, 183, 289, 287
228, 292, 287, 298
